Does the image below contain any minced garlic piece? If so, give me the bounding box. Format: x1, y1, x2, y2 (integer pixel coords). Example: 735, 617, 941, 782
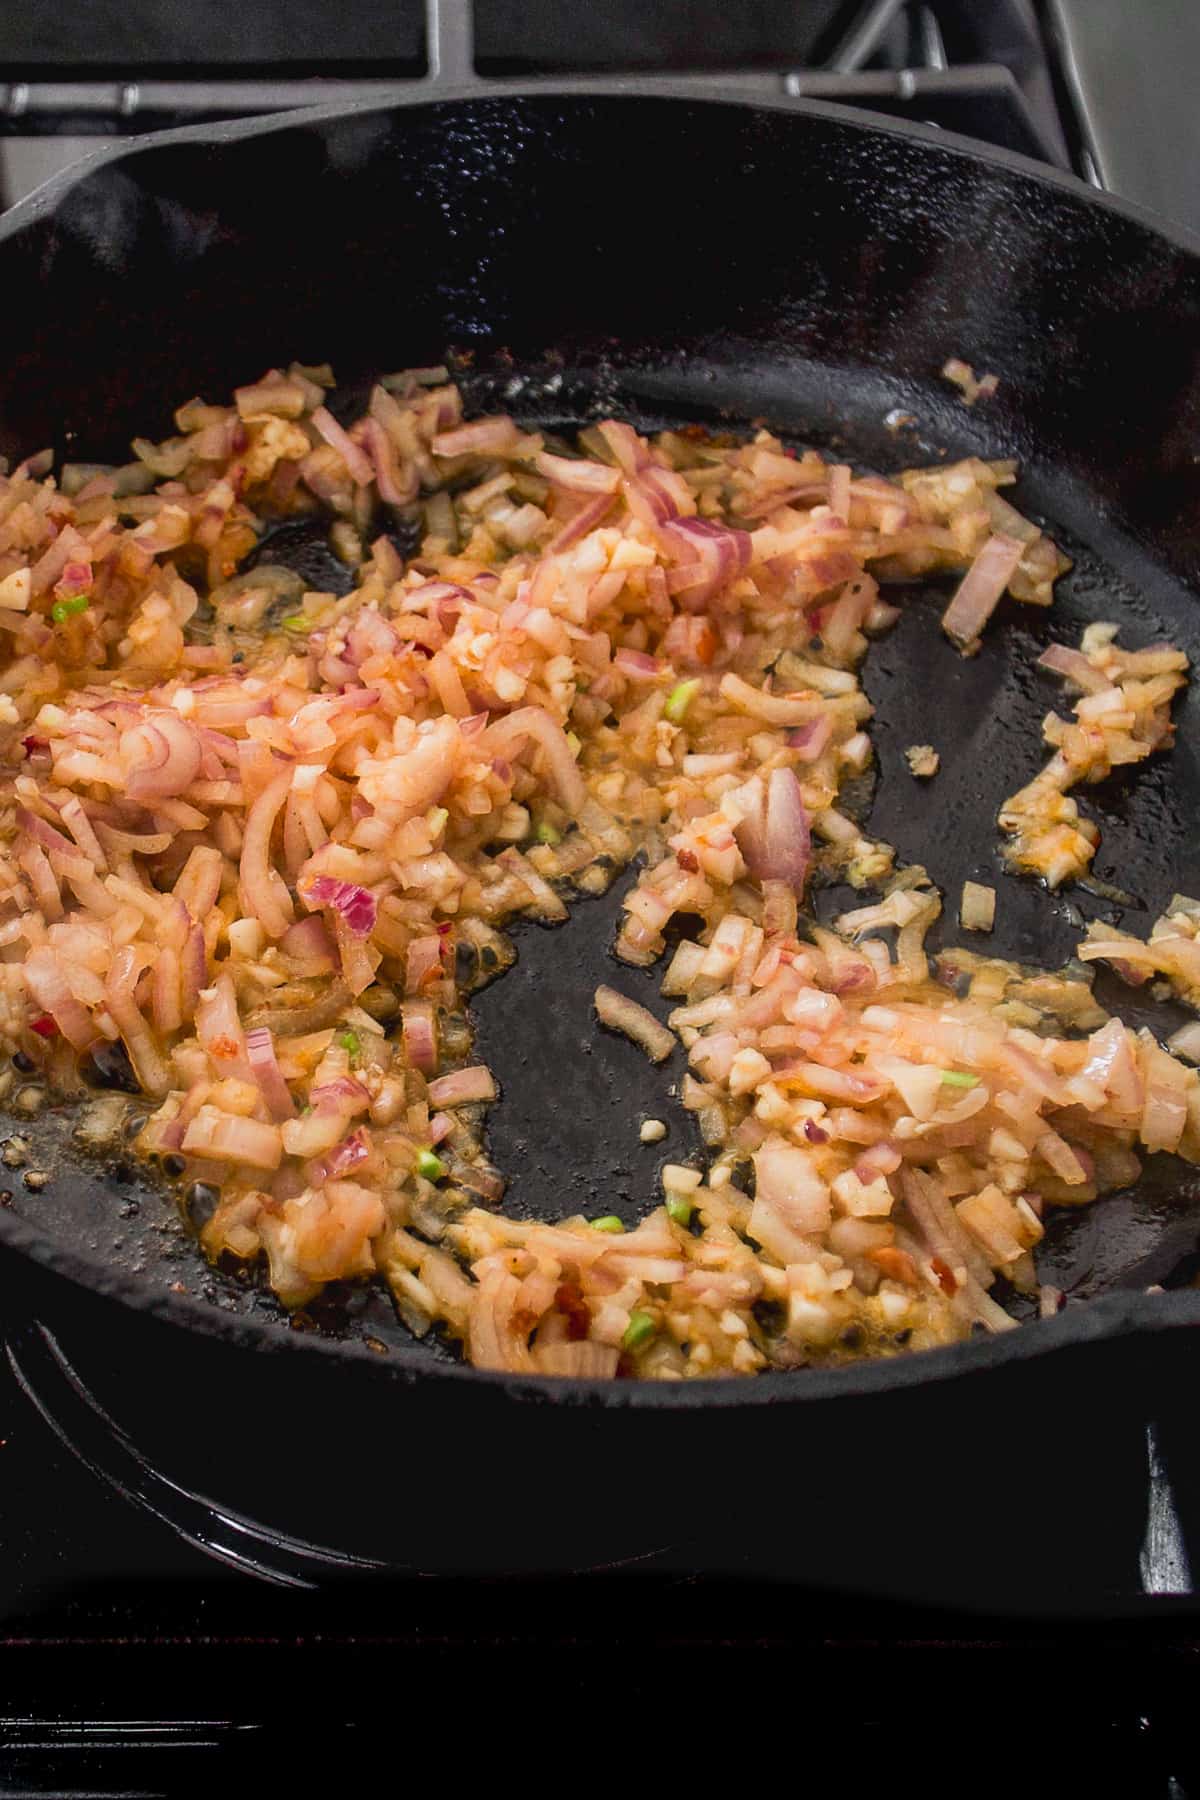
960, 881, 996, 933
661, 1163, 702, 1192
942, 358, 999, 405
905, 743, 939, 779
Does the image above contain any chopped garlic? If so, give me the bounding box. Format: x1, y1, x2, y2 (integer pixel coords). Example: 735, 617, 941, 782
905, 743, 939, 779
639, 1118, 667, 1143
877, 1287, 912, 1326
942, 358, 999, 405
729, 1047, 772, 1096
961, 880, 996, 933
662, 1163, 702, 1193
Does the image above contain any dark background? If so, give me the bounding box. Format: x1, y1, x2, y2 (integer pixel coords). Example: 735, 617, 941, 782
0, 1, 850, 74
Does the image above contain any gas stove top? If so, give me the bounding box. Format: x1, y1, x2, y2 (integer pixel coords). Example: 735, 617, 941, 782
3, 3, 1200, 1789
2, 0, 1198, 234
4, 1227, 1200, 1786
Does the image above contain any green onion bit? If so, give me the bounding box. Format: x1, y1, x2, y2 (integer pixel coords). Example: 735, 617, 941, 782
666, 1192, 694, 1226
664, 678, 701, 724
51, 594, 89, 622
622, 1310, 658, 1352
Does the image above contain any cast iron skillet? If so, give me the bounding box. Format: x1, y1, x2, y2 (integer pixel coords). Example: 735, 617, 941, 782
3, 82, 1200, 1435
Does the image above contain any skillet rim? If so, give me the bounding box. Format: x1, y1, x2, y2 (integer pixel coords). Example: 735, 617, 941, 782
3, 82, 1200, 1402
3, 78, 1200, 263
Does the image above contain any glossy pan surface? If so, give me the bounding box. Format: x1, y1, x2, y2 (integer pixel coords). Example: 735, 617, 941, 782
2, 88, 1200, 1410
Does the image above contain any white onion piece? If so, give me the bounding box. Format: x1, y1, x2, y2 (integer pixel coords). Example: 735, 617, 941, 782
362, 417, 417, 506
1037, 643, 1112, 694
401, 1001, 437, 1073
941, 533, 1024, 649
432, 415, 520, 458
16, 806, 78, 861
311, 406, 374, 486
613, 648, 663, 681
593, 985, 676, 1063
661, 516, 751, 608
535, 1341, 620, 1377
104, 944, 171, 1095
733, 768, 811, 894
749, 1140, 831, 1262
245, 1025, 297, 1121
280, 914, 336, 969
427, 1065, 497, 1107
595, 419, 648, 474
786, 716, 833, 762
239, 769, 295, 940
1080, 1018, 1143, 1114
121, 712, 202, 802
534, 451, 620, 495
404, 934, 444, 994
180, 922, 206, 1022
182, 1106, 283, 1170
196, 974, 256, 1086
1168, 1021, 1200, 1064
23, 947, 101, 1051
550, 492, 615, 552
483, 707, 585, 814
719, 672, 822, 727
309, 1127, 371, 1186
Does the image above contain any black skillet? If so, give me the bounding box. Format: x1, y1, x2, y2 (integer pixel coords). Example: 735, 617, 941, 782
3, 75, 1200, 1578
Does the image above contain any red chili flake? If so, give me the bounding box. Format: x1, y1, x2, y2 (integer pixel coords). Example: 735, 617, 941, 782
803, 1120, 829, 1145
930, 1255, 958, 1297
30, 1015, 57, 1038
868, 1246, 919, 1286
436, 921, 453, 937
693, 621, 718, 665
783, 446, 798, 459
675, 848, 700, 873
555, 1280, 591, 1341
232, 424, 248, 454
21, 736, 49, 758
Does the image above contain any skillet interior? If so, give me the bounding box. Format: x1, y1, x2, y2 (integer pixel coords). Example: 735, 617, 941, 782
2, 91, 1200, 1398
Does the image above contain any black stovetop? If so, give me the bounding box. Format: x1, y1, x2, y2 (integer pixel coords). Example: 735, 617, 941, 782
4, 3, 1200, 1789
4, 1227, 1200, 1792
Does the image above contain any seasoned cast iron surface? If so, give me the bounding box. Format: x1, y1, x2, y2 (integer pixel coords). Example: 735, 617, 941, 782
8, 385, 1200, 1358
0, 95, 1199, 1369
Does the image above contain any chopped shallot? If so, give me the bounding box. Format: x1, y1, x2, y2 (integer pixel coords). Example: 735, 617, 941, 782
8, 363, 1183, 1390
594, 986, 676, 1064
941, 533, 1024, 650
